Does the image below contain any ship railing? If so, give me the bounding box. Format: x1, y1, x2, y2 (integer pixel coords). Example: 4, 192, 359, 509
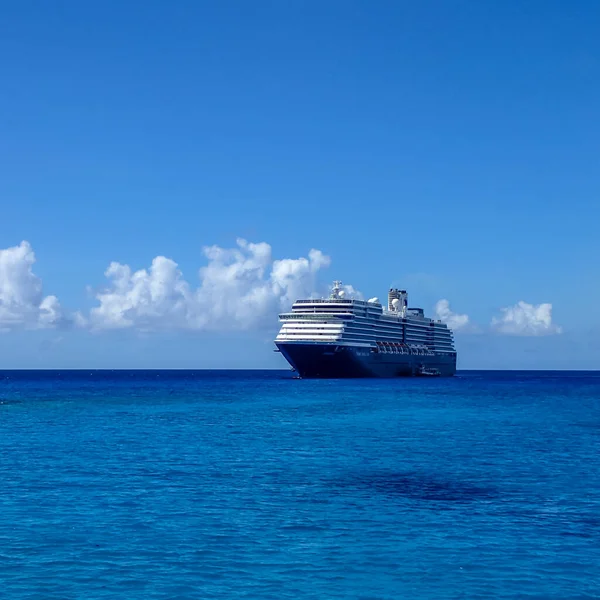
294, 299, 351, 304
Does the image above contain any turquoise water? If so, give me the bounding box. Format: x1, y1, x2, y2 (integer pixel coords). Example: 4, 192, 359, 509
1, 370, 599, 599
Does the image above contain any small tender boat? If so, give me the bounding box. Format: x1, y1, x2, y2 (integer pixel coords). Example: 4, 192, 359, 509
418, 367, 441, 377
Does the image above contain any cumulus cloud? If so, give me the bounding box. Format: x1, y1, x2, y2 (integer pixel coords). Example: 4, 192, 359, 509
491, 301, 562, 336
88, 239, 331, 331
434, 299, 470, 331
0, 240, 565, 341
340, 284, 363, 300
0, 241, 70, 330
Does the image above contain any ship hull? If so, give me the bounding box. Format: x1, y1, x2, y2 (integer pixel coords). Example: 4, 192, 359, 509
276, 343, 456, 378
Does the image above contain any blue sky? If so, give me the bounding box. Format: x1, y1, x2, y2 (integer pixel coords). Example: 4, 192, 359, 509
1, 1, 599, 369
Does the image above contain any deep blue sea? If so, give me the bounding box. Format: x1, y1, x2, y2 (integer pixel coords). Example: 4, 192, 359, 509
1, 370, 599, 599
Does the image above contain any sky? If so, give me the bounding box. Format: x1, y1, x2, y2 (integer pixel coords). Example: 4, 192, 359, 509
1, 1, 599, 369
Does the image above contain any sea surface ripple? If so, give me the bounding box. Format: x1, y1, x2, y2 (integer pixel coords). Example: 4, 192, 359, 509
1, 370, 599, 599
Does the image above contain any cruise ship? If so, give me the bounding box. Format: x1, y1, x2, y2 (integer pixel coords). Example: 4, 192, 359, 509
275, 281, 457, 377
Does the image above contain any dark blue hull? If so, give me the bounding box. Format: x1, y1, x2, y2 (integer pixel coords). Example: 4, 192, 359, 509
276, 343, 456, 378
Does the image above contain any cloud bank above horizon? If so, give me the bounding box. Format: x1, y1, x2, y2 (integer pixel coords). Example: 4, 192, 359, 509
491, 301, 562, 336
434, 299, 471, 331
0, 239, 562, 336
0, 241, 74, 331
88, 239, 330, 331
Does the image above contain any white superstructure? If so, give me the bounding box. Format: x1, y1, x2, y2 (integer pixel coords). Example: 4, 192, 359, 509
275, 281, 456, 357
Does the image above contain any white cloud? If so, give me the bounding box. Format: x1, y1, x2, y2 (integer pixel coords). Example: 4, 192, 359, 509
88, 239, 331, 331
491, 301, 562, 336
434, 299, 470, 331
341, 284, 363, 300
0, 241, 69, 330
0, 240, 566, 342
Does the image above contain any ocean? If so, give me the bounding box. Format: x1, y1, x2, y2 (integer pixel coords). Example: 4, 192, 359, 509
1, 370, 599, 599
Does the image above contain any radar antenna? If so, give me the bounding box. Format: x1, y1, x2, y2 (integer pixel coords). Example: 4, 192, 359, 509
388, 287, 408, 317
330, 280, 343, 299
